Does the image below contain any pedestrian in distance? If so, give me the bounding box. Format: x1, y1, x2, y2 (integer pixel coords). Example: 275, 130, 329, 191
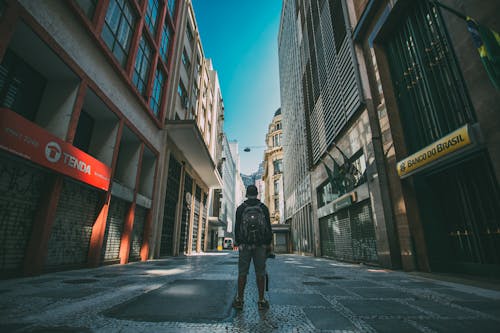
232, 185, 273, 310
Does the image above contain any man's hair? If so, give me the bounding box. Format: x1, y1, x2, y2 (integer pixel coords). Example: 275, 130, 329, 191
246, 185, 258, 198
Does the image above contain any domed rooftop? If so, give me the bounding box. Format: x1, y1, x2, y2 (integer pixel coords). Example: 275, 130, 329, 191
274, 108, 281, 117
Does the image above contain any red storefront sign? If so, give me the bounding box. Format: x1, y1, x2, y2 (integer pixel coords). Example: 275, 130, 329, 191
0, 108, 111, 191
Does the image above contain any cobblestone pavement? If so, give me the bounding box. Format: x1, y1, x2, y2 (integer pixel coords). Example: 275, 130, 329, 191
1, 252, 500, 332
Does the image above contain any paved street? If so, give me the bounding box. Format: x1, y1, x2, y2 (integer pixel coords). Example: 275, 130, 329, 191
1, 252, 499, 332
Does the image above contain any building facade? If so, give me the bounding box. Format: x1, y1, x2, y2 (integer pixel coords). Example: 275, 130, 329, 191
279, 0, 400, 266
351, 0, 500, 276
155, 1, 222, 257
0, 0, 223, 277
262, 108, 284, 225
278, 0, 313, 255
262, 108, 291, 252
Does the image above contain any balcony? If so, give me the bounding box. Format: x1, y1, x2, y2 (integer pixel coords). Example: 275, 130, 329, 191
166, 120, 222, 188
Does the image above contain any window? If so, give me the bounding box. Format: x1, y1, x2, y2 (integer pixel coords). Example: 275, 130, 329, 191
273, 134, 281, 147
182, 48, 191, 72
329, 0, 346, 52
276, 121, 282, 130
132, 35, 153, 97
193, 84, 199, 99
102, 0, 136, 67
177, 80, 188, 108
273, 159, 283, 174
167, 0, 176, 17
75, 0, 97, 19
199, 107, 205, 131
385, 1, 475, 153
186, 23, 194, 43
145, 0, 161, 35
0, 49, 46, 121
0, 0, 6, 17
274, 197, 280, 211
274, 179, 279, 194
206, 122, 211, 144
73, 110, 94, 152
150, 68, 165, 116
160, 24, 171, 63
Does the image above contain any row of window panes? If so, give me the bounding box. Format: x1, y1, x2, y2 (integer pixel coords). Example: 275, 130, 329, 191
273, 159, 283, 174
98, 0, 178, 118
273, 133, 282, 147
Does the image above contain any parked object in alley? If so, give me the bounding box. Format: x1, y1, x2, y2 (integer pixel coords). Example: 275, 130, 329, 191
223, 237, 234, 250
232, 185, 273, 310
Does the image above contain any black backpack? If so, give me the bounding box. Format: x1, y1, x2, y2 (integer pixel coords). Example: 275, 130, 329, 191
240, 203, 268, 244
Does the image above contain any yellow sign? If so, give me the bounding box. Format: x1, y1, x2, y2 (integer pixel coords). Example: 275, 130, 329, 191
397, 125, 472, 178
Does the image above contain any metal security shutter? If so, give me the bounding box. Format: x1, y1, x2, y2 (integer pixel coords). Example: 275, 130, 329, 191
101, 197, 127, 262
160, 156, 181, 256
46, 179, 100, 268
0, 155, 47, 273
319, 215, 335, 257
350, 201, 378, 263
129, 205, 147, 262
320, 201, 377, 263
191, 185, 201, 252
179, 173, 192, 254
332, 209, 352, 261
200, 192, 207, 251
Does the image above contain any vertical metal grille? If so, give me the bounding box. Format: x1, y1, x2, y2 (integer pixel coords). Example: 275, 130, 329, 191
319, 201, 378, 263
46, 179, 100, 267
179, 173, 192, 254
160, 156, 181, 256
200, 193, 207, 251
101, 197, 127, 262
385, 0, 475, 153
0, 155, 47, 273
425, 154, 500, 266
129, 205, 147, 262
191, 185, 201, 252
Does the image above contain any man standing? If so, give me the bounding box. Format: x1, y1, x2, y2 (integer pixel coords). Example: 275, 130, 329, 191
232, 185, 272, 310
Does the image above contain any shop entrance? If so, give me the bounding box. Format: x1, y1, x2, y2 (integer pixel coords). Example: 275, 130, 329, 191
415, 153, 500, 276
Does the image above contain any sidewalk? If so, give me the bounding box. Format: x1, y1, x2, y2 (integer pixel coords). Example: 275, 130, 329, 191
1, 252, 499, 332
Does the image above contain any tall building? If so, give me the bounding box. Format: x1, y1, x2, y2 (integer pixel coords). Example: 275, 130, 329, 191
262, 108, 291, 253
229, 140, 246, 207
262, 108, 284, 225
0, 0, 223, 277
157, 1, 223, 256
279, 0, 400, 266
278, 1, 313, 255
220, 134, 237, 237
351, 0, 500, 276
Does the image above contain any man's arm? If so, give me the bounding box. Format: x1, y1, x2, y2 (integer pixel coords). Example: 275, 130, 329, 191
262, 204, 273, 246
234, 204, 243, 246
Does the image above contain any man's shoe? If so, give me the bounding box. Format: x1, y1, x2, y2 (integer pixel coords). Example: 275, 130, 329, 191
232, 296, 244, 310
258, 299, 269, 310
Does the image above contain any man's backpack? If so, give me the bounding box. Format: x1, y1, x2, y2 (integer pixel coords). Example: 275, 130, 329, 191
240, 203, 268, 244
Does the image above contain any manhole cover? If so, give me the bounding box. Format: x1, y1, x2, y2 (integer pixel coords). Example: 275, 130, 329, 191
63, 279, 99, 284
320, 276, 344, 280
303, 281, 328, 286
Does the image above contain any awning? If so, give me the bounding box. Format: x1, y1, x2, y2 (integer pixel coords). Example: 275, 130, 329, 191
208, 216, 226, 227
166, 120, 222, 188
271, 224, 291, 233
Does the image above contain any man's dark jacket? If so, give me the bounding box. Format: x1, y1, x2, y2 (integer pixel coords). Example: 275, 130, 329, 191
234, 198, 272, 246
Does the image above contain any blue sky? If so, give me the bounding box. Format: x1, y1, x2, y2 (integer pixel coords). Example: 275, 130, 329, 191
191, 0, 283, 175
